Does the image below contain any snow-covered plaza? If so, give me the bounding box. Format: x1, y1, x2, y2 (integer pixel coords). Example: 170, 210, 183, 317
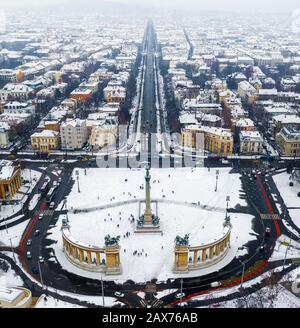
49, 168, 258, 283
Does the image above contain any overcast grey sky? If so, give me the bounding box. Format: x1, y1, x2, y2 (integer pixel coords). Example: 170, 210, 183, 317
0, 0, 300, 12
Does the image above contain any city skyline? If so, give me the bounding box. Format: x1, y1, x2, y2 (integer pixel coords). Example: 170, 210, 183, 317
1, 0, 300, 13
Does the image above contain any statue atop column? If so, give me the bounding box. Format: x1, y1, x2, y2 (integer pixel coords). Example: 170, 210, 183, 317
136, 166, 161, 233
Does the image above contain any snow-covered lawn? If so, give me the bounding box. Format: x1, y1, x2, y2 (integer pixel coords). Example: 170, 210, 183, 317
49, 168, 257, 283
0, 218, 27, 247
0, 260, 24, 288
35, 294, 122, 308
29, 194, 40, 211
192, 266, 300, 308
63, 167, 247, 210
35, 295, 84, 308
273, 172, 300, 229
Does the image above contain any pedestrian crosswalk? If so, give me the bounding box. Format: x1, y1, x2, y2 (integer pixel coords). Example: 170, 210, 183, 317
150, 299, 172, 308
261, 214, 281, 220
42, 210, 55, 217
292, 258, 300, 265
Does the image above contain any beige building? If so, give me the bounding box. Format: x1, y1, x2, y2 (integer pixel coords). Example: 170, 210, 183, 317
0, 128, 9, 147
60, 119, 88, 150
239, 130, 264, 154
31, 130, 60, 153
89, 124, 118, 150
238, 81, 257, 104
0, 287, 32, 308
276, 127, 300, 156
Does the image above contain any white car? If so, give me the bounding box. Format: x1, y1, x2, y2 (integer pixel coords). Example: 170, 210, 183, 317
26, 239, 32, 246
175, 292, 185, 299
49, 202, 55, 209
38, 256, 44, 264
114, 292, 125, 298
210, 281, 223, 288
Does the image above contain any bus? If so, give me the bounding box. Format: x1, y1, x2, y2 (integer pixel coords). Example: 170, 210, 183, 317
40, 181, 50, 194
46, 187, 56, 204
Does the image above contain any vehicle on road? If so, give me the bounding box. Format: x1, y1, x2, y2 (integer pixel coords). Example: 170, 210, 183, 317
38, 214, 44, 221
34, 230, 40, 237
265, 227, 271, 238
175, 292, 186, 299
31, 267, 38, 274
114, 292, 125, 298
38, 256, 44, 264
26, 251, 32, 260
40, 180, 50, 194
49, 202, 55, 210
26, 239, 32, 246
210, 281, 223, 288
46, 187, 56, 204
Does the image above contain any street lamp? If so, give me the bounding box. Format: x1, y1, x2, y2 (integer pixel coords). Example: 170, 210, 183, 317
226, 196, 230, 219
4, 216, 8, 234
283, 237, 292, 269
76, 170, 80, 193
38, 259, 45, 292
215, 170, 220, 192
237, 258, 246, 290
180, 277, 183, 307
9, 237, 16, 262
101, 275, 105, 307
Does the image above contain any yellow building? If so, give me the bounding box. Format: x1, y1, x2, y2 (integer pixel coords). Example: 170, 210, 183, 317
182, 125, 234, 156
0, 160, 22, 200
276, 127, 300, 156
31, 130, 60, 153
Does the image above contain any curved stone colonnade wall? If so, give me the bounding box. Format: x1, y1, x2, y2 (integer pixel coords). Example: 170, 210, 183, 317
62, 227, 121, 275
174, 227, 231, 273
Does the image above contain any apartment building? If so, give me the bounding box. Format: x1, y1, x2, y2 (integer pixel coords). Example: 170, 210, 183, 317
60, 119, 88, 150
239, 130, 264, 154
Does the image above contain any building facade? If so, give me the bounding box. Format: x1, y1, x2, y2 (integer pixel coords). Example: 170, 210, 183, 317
182, 125, 234, 156
31, 130, 60, 153
276, 127, 300, 156
60, 119, 88, 150
239, 130, 264, 154
0, 160, 22, 200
